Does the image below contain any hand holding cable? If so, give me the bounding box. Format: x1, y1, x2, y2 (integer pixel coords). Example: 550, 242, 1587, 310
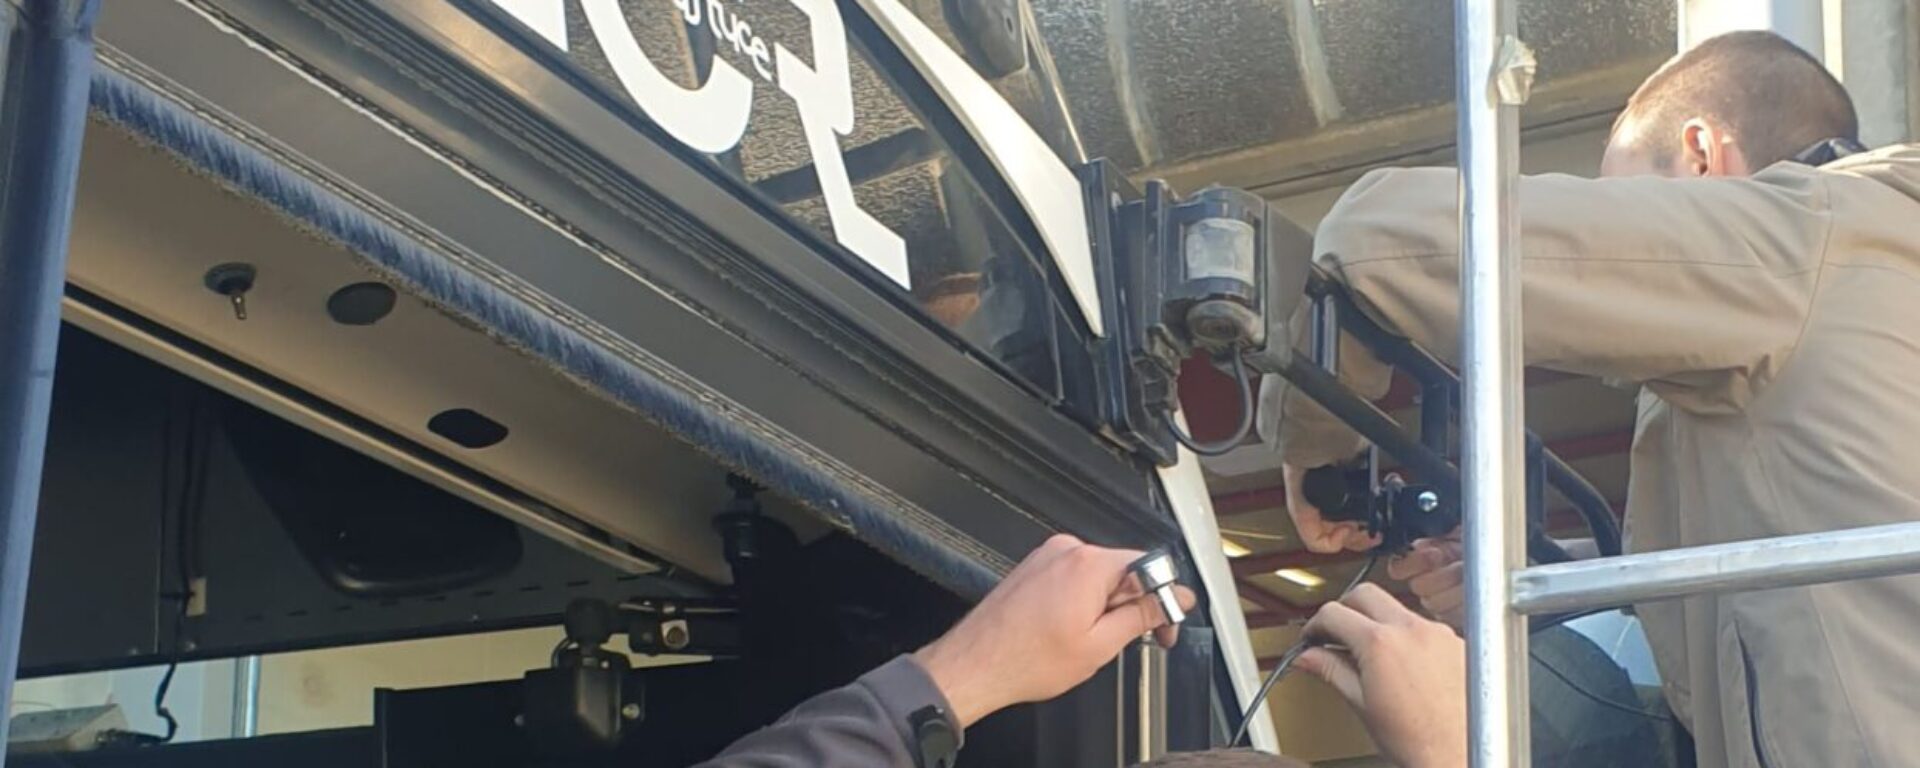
1294, 584, 1468, 768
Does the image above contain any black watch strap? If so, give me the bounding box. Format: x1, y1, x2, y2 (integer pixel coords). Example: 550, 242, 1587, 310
908, 704, 960, 768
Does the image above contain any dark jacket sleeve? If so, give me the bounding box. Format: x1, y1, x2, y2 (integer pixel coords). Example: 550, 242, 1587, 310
694, 655, 962, 768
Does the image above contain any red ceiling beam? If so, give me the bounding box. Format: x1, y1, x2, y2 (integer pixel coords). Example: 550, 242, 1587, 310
1236, 579, 1312, 618
1213, 485, 1289, 516
1376, 372, 1422, 411
1182, 353, 1591, 454
1378, 367, 1582, 413
1544, 502, 1628, 533
1245, 610, 1300, 630
1177, 354, 1259, 443
1540, 430, 1633, 462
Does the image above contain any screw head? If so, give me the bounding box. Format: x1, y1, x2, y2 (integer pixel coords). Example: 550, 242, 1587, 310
621, 703, 641, 721
513, 714, 525, 727
661, 620, 691, 651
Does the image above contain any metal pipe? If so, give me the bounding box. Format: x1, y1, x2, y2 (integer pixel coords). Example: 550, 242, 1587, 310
1420, 380, 1451, 452
1133, 642, 1166, 761
1513, 521, 1920, 614
1274, 357, 1459, 498
230, 655, 263, 737
1304, 275, 1616, 561
1542, 452, 1622, 556
0, 1, 99, 759
1455, 0, 1529, 764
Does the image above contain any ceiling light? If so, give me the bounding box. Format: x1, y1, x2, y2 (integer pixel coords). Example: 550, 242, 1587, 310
1273, 568, 1325, 589
1221, 539, 1252, 558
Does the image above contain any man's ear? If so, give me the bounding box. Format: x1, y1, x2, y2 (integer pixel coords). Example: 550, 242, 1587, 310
1679, 118, 1748, 177
1678, 119, 1715, 176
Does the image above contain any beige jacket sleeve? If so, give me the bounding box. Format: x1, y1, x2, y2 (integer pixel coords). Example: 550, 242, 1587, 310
1264, 165, 1833, 467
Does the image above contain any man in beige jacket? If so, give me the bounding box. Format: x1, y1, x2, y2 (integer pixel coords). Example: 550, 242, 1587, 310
1264, 30, 1920, 768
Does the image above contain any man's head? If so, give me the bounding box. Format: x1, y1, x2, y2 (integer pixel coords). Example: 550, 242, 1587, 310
1132, 749, 1309, 768
1601, 31, 1857, 178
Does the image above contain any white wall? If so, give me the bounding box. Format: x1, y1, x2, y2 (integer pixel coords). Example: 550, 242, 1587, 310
10, 627, 704, 741
11, 661, 234, 741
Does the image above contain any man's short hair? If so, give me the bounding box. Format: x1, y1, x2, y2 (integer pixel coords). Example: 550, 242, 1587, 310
1131, 748, 1310, 768
1612, 30, 1858, 169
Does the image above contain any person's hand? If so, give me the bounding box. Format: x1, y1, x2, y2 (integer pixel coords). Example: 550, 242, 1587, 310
1388, 536, 1465, 631
912, 534, 1197, 727
1294, 584, 1466, 768
1282, 463, 1381, 553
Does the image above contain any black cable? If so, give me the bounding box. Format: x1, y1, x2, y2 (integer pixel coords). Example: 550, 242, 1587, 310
106, 389, 198, 747
153, 389, 211, 744
1230, 552, 1380, 747
152, 662, 180, 741
1531, 648, 1674, 723
1166, 351, 1257, 456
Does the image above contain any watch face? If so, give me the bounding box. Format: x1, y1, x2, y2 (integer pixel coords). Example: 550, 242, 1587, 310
912, 706, 960, 768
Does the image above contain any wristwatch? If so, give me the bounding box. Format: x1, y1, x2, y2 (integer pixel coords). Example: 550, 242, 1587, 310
908, 704, 960, 768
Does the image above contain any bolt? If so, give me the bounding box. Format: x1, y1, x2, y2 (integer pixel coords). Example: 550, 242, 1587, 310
1417, 491, 1440, 513
662, 619, 691, 651
621, 703, 641, 721
203, 262, 257, 321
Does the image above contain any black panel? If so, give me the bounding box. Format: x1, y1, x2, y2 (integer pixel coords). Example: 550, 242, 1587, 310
377, 662, 754, 768
24, 329, 169, 672
225, 401, 523, 597
7, 729, 376, 768
20, 324, 704, 677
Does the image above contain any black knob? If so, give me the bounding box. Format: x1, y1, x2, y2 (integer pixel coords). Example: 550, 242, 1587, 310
563, 599, 616, 647
1300, 465, 1356, 519
203, 262, 257, 321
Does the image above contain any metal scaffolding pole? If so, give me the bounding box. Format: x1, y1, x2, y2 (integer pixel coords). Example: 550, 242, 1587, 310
1512, 520, 1920, 615
1455, 0, 1530, 764
0, 0, 98, 757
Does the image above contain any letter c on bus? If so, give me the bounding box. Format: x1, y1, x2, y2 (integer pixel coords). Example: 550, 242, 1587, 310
580, 0, 753, 155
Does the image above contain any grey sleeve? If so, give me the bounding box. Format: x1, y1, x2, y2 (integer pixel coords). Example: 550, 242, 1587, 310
694, 655, 963, 768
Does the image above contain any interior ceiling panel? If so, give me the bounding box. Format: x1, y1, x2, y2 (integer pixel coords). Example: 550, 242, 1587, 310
64, 121, 824, 582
